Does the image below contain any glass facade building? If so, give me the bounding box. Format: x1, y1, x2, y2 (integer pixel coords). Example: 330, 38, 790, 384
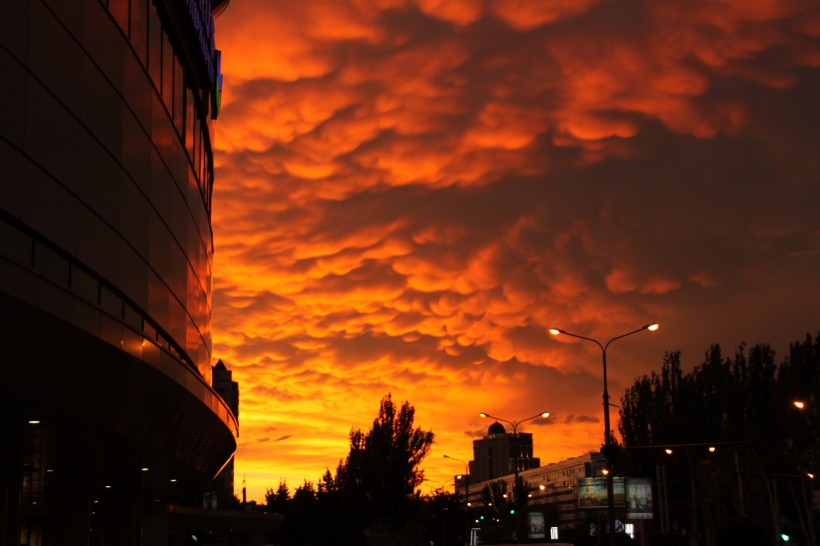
0, 0, 235, 543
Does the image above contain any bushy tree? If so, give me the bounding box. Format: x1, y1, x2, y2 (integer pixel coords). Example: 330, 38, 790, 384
268, 394, 434, 545
265, 479, 290, 513
618, 334, 819, 545
335, 393, 434, 532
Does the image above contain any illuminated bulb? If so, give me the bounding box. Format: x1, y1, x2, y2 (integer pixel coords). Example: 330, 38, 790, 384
647, 323, 659, 331
539, 485, 546, 490
708, 447, 716, 453
794, 401, 805, 409
549, 328, 561, 335
808, 473, 815, 479
665, 449, 673, 455
602, 469, 609, 476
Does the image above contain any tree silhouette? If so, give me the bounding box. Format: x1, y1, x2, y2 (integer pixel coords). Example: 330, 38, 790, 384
618, 334, 819, 545
335, 393, 434, 537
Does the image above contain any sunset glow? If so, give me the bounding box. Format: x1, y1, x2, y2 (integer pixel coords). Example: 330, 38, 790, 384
212, 0, 820, 502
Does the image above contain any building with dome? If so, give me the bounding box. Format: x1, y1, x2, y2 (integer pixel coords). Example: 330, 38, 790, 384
469, 421, 541, 483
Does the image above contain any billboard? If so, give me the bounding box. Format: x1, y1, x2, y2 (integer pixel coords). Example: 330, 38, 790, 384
527, 512, 545, 539
626, 478, 653, 519
577, 477, 625, 508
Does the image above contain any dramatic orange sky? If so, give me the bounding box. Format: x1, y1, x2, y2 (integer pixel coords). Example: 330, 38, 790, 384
210, 0, 820, 502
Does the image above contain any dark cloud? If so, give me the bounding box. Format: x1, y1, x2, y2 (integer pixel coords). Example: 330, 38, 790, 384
211, 0, 820, 501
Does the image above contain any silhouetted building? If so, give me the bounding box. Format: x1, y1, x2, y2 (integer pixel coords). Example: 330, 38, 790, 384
211, 359, 239, 505
1, 0, 239, 544
470, 421, 541, 483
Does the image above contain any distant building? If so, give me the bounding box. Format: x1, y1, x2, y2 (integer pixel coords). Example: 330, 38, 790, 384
466, 451, 609, 535
470, 421, 541, 483
213, 360, 240, 419
211, 359, 240, 505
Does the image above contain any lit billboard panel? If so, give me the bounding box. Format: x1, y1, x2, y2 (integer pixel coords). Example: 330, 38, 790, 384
626, 477, 653, 519
577, 477, 625, 508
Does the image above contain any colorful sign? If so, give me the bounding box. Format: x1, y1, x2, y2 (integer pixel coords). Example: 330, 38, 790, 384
626, 478, 653, 519
527, 512, 545, 539
577, 477, 626, 508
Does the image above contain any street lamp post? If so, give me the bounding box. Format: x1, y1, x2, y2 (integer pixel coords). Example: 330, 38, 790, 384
444, 454, 471, 545
479, 411, 550, 539
478, 412, 551, 492
443, 454, 470, 501
549, 323, 658, 546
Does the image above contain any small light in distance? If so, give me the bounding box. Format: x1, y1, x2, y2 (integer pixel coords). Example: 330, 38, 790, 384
665, 449, 673, 455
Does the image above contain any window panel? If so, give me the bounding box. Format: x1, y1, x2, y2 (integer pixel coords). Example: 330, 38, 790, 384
129, 0, 148, 66
185, 88, 195, 157
108, 0, 129, 34
147, 2, 162, 90
174, 60, 184, 136
161, 30, 174, 108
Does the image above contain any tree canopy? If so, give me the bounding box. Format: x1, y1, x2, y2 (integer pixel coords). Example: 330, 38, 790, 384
336, 393, 434, 526
618, 333, 819, 545
265, 393, 434, 544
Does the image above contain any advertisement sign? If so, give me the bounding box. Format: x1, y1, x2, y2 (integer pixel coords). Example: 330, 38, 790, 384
578, 477, 625, 508
626, 477, 653, 519
527, 512, 545, 539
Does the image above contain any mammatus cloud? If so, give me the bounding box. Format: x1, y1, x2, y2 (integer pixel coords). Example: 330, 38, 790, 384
212, 0, 820, 500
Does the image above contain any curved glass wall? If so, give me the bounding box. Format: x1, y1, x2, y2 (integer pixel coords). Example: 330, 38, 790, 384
1, 0, 223, 380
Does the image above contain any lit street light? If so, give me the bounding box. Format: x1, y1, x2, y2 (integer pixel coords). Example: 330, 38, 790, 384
443, 454, 470, 501
478, 412, 550, 497
443, 455, 472, 546
549, 323, 659, 546
478, 411, 550, 541
478, 412, 550, 436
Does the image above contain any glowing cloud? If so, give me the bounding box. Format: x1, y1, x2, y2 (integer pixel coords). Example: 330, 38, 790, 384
212, 0, 820, 501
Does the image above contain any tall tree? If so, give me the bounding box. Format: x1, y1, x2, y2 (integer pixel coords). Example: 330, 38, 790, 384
336, 394, 434, 532
265, 479, 290, 513
618, 335, 819, 545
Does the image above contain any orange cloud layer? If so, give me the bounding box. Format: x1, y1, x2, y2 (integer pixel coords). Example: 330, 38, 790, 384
211, 0, 820, 502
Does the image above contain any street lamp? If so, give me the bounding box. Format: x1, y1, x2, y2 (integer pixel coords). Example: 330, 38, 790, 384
549, 323, 659, 546
479, 412, 549, 541
444, 454, 470, 501
479, 412, 550, 436
478, 412, 550, 493
444, 455, 471, 546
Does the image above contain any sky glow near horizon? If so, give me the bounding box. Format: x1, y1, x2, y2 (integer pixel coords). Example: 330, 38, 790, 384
210, 0, 820, 502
